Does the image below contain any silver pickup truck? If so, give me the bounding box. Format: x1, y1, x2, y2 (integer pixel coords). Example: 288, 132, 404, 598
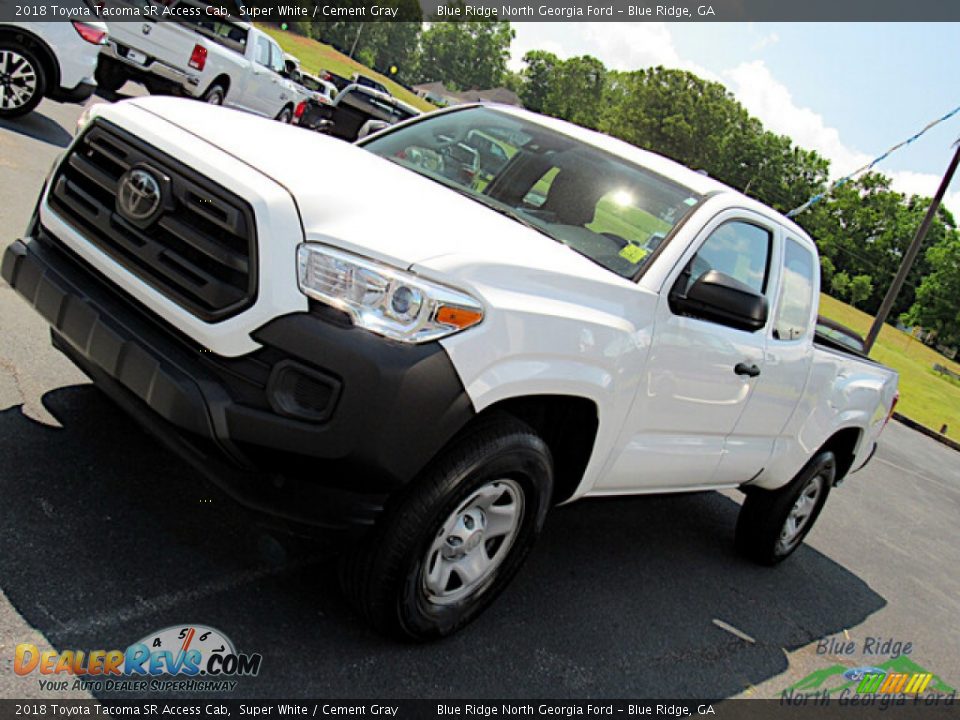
94, 0, 305, 121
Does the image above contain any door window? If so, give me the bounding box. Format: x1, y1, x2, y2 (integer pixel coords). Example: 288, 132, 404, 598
677, 220, 772, 297
254, 36, 271, 67
773, 238, 816, 341
269, 43, 286, 74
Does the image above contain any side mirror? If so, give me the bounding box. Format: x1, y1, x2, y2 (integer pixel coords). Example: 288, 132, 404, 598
672, 270, 768, 332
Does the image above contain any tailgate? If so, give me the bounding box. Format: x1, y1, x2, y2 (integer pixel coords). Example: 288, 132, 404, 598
103, 1, 200, 72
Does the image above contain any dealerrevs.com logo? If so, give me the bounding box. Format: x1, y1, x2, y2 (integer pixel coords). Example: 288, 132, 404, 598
14, 625, 262, 693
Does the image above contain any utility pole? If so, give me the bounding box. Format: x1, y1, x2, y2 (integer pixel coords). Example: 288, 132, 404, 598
349, 23, 365, 59
864, 141, 960, 354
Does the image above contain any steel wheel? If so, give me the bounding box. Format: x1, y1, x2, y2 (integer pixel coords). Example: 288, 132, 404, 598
421, 479, 524, 606
203, 85, 225, 105
777, 474, 824, 554
736, 450, 834, 566
0, 49, 39, 112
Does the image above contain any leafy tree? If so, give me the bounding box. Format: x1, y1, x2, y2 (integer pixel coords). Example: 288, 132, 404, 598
416, 16, 514, 89
831, 271, 851, 299
306, 17, 421, 79
800, 174, 953, 317
848, 274, 874, 307
595, 67, 827, 214
902, 232, 960, 347
540, 55, 607, 129
519, 50, 561, 112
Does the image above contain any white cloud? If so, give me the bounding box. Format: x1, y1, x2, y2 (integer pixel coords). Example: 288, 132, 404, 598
751, 32, 779, 51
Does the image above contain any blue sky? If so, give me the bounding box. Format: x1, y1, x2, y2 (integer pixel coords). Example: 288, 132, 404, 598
509, 23, 960, 215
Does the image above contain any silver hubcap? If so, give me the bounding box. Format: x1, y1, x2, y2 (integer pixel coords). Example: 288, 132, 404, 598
207, 92, 222, 105
421, 479, 524, 606
778, 475, 824, 553
0, 50, 37, 110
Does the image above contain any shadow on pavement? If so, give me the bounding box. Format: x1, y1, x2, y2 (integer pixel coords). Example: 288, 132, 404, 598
0, 385, 887, 698
0, 111, 72, 148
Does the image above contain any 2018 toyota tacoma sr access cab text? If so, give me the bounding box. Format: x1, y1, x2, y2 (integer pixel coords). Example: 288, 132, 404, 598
2, 98, 899, 640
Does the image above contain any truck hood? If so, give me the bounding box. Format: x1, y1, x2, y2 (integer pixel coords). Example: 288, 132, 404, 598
127, 97, 631, 289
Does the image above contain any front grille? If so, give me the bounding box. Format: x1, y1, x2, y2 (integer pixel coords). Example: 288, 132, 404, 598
48, 119, 257, 321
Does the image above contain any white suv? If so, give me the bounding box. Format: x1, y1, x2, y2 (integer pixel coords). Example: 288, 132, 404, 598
0, 12, 108, 118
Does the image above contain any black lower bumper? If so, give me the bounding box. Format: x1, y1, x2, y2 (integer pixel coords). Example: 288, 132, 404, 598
48, 81, 97, 104
1, 231, 474, 530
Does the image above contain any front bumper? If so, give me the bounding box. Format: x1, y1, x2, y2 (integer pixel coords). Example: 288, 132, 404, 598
48, 80, 97, 104
2, 230, 474, 529
100, 43, 201, 95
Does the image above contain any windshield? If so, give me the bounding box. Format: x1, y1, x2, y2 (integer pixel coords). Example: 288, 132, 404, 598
361, 107, 702, 278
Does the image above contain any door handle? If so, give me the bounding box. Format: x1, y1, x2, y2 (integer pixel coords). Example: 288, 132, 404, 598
735, 362, 761, 378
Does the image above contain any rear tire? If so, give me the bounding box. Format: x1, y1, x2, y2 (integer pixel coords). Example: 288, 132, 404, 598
735, 451, 835, 565
0, 41, 46, 118
94, 59, 126, 94
202, 83, 226, 105
339, 415, 554, 641
275, 105, 293, 124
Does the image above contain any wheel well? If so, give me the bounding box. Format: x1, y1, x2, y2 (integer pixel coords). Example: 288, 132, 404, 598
205, 74, 230, 97
479, 395, 599, 505
819, 427, 862, 483
0, 26, 60, 91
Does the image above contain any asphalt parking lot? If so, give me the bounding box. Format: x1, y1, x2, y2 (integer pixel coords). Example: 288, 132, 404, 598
1, 93, 959, 701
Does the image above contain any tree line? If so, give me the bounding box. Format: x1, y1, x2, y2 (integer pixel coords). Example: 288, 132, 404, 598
285, 14, 960, 347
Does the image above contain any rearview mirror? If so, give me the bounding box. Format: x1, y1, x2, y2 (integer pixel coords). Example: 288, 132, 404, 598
672, 270, 768, 332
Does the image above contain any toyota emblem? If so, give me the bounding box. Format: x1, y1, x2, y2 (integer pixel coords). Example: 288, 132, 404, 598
116, 168, 162, 223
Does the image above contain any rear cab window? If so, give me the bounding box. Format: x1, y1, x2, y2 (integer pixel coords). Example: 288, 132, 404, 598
254, 36, 271, 67
773, 237, 816, 341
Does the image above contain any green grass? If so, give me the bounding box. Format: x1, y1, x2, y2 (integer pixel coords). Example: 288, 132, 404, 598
257, 25, 436, 113
818, 293, 960, 441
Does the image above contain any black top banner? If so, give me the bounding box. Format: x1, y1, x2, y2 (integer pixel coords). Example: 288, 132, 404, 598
5, 0, 960, 22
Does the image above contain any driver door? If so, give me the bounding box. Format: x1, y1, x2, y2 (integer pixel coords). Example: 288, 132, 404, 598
596, 209, 779, 492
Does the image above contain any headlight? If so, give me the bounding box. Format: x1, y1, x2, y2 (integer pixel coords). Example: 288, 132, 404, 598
297, 244, 484, 343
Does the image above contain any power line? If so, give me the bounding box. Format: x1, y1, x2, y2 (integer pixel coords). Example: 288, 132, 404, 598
787, 103, 960, 218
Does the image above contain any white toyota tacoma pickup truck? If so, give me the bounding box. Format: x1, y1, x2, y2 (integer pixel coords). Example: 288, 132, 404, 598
2, 98, 899, 640
95, 4, 303, 122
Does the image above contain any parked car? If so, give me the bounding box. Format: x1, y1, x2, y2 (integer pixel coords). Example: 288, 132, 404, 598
94, 1, 301, 122
299, 83, 419, 140
3, 99, 899, 641
0, 15, 107, 118
352, 73, 390, 96
319, 68, 350, 93
296, 71, 337, 105
290, 69, 336, 129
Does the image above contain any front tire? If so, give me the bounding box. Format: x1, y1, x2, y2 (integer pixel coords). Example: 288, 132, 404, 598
340, 415, 554, 641
0, 42, 46, 118
736, 451, 835, 565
